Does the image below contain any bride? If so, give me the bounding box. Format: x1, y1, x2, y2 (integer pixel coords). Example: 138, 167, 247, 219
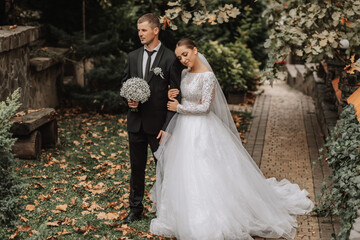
149, 38, 314, 240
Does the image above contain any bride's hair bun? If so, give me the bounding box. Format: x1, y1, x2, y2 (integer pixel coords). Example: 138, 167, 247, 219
176, 38, 196, 49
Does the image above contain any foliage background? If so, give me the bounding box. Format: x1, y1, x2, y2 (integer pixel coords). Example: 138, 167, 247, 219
8, 0, 265, 112
0, 89, 23, 230
262, 0, 360, 82
315, 104, 360, 239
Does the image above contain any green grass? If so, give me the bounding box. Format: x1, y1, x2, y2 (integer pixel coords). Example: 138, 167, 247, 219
3, 108, 252, 240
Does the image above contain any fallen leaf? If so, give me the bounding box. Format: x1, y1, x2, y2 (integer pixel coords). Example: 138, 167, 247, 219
106, 202, 117, 208
62, 217, 71, 225
56, 204, 68, 212
18, 225, 31, 231
58, 229, 71, 236
81, 210, 90, 215
95, 212, 107, 220
88, 201, 104, 211
9, 230, 19, 239
60, 164, 68, 169
106, 212, 119, 220
73, 225, 97, 235
47, 221, 61, 227
77, 175, 87, 181
19, 215, 29, 222
26, 204, 35, 211
70, 197, 78, 206
38, 194, 51, 201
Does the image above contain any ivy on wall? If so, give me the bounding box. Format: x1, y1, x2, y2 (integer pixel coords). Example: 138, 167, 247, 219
315, 104, 360, 239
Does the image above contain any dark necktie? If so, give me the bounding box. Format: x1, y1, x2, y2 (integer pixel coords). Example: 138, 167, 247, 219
144, 49, 156, 80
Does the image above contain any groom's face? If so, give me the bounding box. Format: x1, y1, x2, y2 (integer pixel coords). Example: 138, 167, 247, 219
137, 21, 158, 46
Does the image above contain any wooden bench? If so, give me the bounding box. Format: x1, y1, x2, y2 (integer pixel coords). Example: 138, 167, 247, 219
10, 108, 58, 159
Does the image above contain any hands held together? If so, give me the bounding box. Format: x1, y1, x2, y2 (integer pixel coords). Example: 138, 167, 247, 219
167, 88, 180, 112
128, 88, 179, 111
127, 100, 139, 109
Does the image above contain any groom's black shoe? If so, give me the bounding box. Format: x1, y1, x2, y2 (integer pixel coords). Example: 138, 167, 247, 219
122, 211, 142, 224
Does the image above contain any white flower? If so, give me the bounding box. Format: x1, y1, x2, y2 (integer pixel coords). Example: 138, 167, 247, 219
120, 77, 151, 104
151, 67, 165, 79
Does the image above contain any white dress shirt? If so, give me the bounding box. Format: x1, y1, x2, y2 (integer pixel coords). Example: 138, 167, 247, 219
142, 42, 162, 77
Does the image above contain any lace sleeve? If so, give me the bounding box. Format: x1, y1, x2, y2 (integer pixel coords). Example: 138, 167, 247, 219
177, 73, 216, 114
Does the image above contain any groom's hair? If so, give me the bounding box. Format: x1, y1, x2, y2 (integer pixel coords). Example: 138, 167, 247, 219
138, 13, 160, 30
176, 38, 196, 49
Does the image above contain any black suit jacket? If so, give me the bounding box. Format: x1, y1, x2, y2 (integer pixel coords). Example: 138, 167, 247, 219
122, 44, 182, 135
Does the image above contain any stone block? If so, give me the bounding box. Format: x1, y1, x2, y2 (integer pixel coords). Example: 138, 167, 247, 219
0, 27, 63, 109
30, 57, 58, 72
0, 26, 40, 53
349, 229, 360, 240
295, 64, 307, 83
286, 64, 297, 86
354, 218, 360, 232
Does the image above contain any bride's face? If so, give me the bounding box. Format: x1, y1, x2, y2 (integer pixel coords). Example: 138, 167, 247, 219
175, 45, 198, 68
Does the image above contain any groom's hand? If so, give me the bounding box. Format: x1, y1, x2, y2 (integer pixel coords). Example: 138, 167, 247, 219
128, 100, 139, 109
157, 130, 165, 144
168, 88, 180, 100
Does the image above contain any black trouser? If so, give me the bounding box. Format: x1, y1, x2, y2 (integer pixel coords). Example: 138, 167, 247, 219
128, 127, 159, 214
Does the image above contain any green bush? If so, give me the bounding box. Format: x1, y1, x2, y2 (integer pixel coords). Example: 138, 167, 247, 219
0, 89, 23, 228
315, 104, 360, 239
199, 40, 259, 95
227, 41, 260, 91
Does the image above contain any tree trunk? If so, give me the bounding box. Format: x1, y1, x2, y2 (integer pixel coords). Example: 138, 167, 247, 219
82, 0, 86, 40
12, 130, 42, 159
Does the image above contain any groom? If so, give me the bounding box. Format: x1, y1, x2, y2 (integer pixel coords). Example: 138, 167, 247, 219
121, 13, 182, 223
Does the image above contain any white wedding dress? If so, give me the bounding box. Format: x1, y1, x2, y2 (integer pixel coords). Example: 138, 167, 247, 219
150, 70, 314, 240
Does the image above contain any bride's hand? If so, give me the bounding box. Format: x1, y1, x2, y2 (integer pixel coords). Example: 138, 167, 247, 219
167, 99, 179, 112
168, 88, 179, 100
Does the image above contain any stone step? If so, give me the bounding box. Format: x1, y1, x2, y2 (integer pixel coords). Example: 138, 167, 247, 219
30, 47, 69, 72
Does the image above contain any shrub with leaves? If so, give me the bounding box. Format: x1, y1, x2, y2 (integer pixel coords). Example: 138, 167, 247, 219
162, 0, 240, 30
200, 40, 259, 95
263, 0, 360, 83
315, 104, 360, 239
0, 88, 23, 227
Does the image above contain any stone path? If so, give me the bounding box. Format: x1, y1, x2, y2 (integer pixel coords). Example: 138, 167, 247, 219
241, 81, 339, 240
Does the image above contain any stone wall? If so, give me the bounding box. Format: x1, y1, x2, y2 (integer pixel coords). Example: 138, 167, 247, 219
0, 44, 29, 104
286, 63, 338, 138
0, 26, 63, 110
350, 209, 360, 240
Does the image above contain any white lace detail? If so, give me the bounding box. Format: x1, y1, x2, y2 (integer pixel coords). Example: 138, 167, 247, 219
177, 71, 216, 115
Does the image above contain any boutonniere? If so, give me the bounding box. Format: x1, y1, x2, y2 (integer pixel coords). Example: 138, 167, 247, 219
151, 67, 165, 79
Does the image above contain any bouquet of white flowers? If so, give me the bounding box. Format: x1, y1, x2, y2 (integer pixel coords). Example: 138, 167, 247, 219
120, 77, 151, 111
